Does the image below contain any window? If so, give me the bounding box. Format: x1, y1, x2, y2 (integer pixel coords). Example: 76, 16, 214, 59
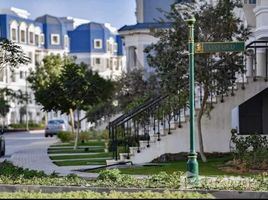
28, 112, 33, 121
11, 72, 16, 82
29, 32, 34, 44
28, 52, 33, 63
107, 41, 112, 52
29, 93, 32, 104
11, 28, 17, 41
116, 59, 120, 70
114, 43, 118, 53
110, 60, 113, 70
40, 34, 44, 45
244, 0, 256, 4
0, 70, 4, 82
35, 54, 41, 66
106, 59, 110, 68
11, 112, 16, 124
94, 39, 102, 49
64, 35, 69, 48
35, 34, 39, 46
20, 71, 24, 79
94, 58, 101, 65
51, 34, 60, 45
20, 30, 26, 43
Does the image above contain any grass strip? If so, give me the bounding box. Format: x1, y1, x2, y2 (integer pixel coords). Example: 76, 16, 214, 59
49, 152, 113, 160
48, 146, 104, 150
0, 191, 214, 199
53, 159, 108, 166
89, 156, 252, 176
48, 148, 105, 154
51, 141, 105, 147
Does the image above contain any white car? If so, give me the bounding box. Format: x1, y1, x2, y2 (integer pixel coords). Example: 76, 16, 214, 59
45, 119, 68, 137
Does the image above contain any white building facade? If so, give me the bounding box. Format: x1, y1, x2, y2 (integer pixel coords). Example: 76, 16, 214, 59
0, 7, 126, 129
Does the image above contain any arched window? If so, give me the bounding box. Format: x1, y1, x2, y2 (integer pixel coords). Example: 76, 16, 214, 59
34, 26, 42, 46
19, 22, 27, 44
10, 20, 18, 42
28, 24, 35, 45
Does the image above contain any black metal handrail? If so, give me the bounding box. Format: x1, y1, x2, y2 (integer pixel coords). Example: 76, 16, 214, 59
109, 95, 163, 127
109, 93, 183, 160
115, 95, 169, 127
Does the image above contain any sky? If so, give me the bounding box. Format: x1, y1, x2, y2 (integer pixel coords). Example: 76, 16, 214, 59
0, 0, 137, 29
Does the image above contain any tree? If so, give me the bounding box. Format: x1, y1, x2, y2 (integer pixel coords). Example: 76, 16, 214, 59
0, 38, 30, 71
28, 55, 114, 149
0, 38, 30, 126
115, 69, 160, 112
60, 62, 114, 148
0, 88, 26, 128
145, 0, 251, 161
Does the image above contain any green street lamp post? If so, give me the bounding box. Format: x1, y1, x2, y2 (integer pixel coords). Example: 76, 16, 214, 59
185, 16, 199, 182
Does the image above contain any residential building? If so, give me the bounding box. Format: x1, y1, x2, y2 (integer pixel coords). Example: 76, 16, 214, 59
0, 7, 125, 129
68, 22, 125, 80
108, 0, 268, 164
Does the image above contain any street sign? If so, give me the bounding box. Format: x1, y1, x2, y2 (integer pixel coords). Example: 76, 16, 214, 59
195, 41, 245, 54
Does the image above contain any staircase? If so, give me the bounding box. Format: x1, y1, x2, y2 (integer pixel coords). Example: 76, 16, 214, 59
106, 75, 268, 165
107, 43, 268, 164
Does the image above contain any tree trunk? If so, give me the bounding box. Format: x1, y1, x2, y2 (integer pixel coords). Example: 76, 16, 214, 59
74, 109, 80, 150
197, 85, 208, 162
69, 108, 76, 149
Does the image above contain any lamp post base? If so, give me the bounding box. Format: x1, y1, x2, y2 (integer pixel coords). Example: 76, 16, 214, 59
187, 153, 199, 183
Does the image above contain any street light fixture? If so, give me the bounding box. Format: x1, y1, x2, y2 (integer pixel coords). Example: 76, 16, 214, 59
185, 16, 199, 182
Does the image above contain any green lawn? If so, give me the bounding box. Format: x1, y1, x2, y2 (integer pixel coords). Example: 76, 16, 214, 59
49, 152, 113, 161
48, 140, 110, 166
88, 155, 256, 176
50, 141, 105, 147
53, 159, 108, 166
48, 148, 105, 154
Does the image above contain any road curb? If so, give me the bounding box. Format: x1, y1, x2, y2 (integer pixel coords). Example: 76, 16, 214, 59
0, 184, 267, 199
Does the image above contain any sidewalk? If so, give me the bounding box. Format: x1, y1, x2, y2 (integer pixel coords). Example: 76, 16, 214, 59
0, 131, 148, 180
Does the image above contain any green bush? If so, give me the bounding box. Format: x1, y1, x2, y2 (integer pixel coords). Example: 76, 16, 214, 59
0, 191, 214, 199
0, 160, 267, 192
80, 130, 109, 141
98, 169, 122, 181
230, 132, 268, 170
0, 161, 49, 179
57, 131, 74, 143
9, 122, 45, 129
79, 131, 91, 143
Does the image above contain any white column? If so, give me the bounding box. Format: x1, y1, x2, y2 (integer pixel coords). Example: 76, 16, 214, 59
256, 48, 266, 77
246, 54, 253, 77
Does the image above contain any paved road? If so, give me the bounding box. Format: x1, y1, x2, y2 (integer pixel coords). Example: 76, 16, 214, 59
0, 130, 99, 179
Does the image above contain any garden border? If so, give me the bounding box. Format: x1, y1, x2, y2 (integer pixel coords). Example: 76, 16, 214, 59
0, 184, 267, 199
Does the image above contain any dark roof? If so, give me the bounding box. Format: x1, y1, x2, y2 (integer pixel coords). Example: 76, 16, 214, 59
35, 14, 63, 25
75, 22, 105, 31
118, 22, 172, 32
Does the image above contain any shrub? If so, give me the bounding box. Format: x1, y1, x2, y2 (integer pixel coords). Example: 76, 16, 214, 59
0, 161, 49, 179
98, 169, 122, 181
57, 131, 74, 143
230, 131, 268, 170
79, 131, 91, 143
9, 122, 45, 129
0, 191, 214, 199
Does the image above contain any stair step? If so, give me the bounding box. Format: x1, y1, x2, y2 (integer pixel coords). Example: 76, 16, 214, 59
119, 153, 132, 161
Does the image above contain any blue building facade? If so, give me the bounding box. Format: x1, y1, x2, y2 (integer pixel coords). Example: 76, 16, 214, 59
0, 7, 125, 127
68, 22, 123, 56
36, 15, 68, 50
0, 10, 124, 56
